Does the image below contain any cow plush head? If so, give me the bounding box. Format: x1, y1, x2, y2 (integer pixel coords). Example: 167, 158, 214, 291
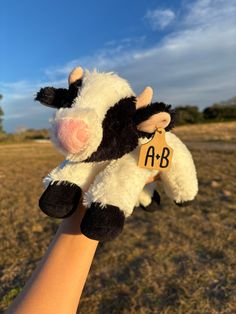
35, 67, 175, 162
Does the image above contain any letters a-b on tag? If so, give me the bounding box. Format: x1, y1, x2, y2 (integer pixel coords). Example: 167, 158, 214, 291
138, 128, 173, 171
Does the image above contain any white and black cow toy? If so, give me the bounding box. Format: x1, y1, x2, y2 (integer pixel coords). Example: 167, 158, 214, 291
35, 67, 198, 241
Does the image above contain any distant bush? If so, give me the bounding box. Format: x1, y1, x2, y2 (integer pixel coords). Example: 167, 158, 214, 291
21, 128, 50, 140
175, 96, 236, 125
203, 104, 236, 121
175, 106, 203, 125
0, 132, 8, 142
0, 128, 50, 143
0, 93, 4, 133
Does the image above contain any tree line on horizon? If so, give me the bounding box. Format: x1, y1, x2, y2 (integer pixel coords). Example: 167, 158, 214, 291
174, 96, 236, 125
0, 94, 236, 141
0, 94, 3, 133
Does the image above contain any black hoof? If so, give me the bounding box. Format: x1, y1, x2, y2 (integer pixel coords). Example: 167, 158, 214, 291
175, 200, 193, 207
141, 190, 161, 212
80, 202, 125, 241
39, 181, 82, 218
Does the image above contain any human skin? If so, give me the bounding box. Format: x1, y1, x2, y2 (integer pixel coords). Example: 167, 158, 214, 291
6, 176, 156, 314
6, 199, 98, 314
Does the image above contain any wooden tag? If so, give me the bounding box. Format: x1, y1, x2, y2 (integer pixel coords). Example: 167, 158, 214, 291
138, 128, 173, 171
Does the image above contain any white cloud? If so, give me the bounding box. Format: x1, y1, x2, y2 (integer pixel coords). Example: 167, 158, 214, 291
184, 0, 236, 27
145, 9, 176, 30
1, 0, 236, 132
44, 36, 146, 80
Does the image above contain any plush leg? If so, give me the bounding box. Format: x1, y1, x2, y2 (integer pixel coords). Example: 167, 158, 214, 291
39, 181, 82, 218
162, 132, 198, 205
138, 182, 161, 212
81, 149, 155, 241
80, 202, 125, 241
39, 160, 108, 218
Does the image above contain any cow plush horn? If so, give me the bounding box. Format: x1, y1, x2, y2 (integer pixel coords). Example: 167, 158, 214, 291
68, 67, 83, 85
136, 86, 153, 109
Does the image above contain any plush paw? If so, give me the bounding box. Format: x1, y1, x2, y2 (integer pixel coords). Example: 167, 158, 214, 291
80, 202, 125, 241
39, 181, 82, 218
141, 190, 161, 212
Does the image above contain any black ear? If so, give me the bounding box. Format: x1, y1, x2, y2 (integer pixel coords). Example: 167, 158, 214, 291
35, 79, 83, 109
35, 87, 70, 109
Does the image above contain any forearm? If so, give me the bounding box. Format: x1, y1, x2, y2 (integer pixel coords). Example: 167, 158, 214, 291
6, 201, 98, 314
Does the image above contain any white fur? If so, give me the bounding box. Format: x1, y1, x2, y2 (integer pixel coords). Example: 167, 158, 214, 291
73, 70, 135, 118
44, 160, 109, 191
137, 133, 198, 207
137, 182, 157, 207
83, 147, 157, 217
161, 132, 198, 203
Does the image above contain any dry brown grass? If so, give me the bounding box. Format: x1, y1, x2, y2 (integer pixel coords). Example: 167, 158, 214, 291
174, 121, 236, 142
1, 122, 236, 313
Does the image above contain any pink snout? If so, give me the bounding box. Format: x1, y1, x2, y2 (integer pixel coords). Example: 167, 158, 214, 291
56, 118, 89, 154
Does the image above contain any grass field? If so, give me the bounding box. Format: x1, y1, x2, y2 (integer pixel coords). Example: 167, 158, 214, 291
1, 122, 236, 313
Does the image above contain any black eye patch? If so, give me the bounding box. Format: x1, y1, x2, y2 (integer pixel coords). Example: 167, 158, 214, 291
84, 96, 138, 162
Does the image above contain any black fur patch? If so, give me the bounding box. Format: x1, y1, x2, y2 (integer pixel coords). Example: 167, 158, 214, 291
153, 190, 161, 204
39, 180, 82, 218
35, 79, 82, 109
134, 102, 175, 138
80, 202, 125, 241
85, 96, 139, 162
68, 79, 83, 101
85, 98, 175, 162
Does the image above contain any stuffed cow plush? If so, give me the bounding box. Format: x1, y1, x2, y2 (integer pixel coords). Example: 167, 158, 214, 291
36, 67, 198, 241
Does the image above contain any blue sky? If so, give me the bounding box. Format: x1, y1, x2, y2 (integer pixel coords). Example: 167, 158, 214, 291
1, 0, 236, 132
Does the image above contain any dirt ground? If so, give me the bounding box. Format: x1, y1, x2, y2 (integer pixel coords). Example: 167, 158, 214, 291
0, 122, 236, 313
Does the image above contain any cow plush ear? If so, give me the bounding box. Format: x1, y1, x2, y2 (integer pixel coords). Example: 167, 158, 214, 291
134, 87, 175, 133
136, 109, 171, 133
134, 103, 175, 133
35, 87, 71, 109
35, 67, 84, 109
